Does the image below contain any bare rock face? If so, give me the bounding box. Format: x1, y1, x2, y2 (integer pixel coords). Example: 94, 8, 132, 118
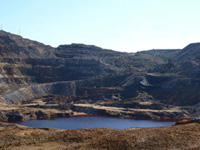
1, 81, 77, 104
143, 43, 200, 106
0, 30, 200, 121
34, 110, 48, 119
142, 74, 200, 106
0, 107, 73, 122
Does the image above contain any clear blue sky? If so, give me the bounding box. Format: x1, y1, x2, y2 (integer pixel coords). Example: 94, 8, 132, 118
1, 0, 200, 52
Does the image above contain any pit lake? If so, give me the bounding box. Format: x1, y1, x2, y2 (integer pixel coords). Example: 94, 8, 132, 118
16, 116, 175, 129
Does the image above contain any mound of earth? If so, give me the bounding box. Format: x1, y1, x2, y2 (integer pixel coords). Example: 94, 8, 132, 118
0, 122, 200, 150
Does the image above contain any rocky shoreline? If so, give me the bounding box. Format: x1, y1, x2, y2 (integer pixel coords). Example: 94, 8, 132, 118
0, 104, 190, 123
1, 30, 200, 149
0, 94, 190, 123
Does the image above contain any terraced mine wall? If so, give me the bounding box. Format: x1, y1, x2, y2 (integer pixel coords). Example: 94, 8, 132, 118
0, 81, 77, 104
144, 74, 200, 106
1, 30, 200, 108
0, 74, 126, 104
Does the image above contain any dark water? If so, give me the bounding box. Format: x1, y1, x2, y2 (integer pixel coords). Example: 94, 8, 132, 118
16, 116, 175, 129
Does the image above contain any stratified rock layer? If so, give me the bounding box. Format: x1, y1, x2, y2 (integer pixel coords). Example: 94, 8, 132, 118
0, 30, 200, 121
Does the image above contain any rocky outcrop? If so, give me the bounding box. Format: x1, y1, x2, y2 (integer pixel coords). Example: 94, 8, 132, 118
0, 108, 73, 122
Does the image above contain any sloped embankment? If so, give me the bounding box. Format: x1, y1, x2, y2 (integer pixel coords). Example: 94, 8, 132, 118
0, 122, 200, 150
143, 74, 200, 106
0, 81, 77, 104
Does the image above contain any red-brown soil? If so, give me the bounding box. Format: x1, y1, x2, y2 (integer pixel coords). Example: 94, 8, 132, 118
0, 122, 200, 150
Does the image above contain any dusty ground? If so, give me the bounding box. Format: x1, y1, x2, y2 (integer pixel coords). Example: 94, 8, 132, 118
74, 103, 183, 113
73, 103, 188, 121
0, 97, 189, 122
0, 122, 200, 150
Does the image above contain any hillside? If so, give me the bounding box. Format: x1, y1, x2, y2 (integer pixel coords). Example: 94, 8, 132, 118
0, 30, 200, 150
0, 30, 199, 121
0, 122, 200, 150
144, 43, 200, 106
0, 30, 174, 93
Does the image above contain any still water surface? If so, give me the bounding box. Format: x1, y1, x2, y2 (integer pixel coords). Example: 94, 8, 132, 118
17, 116, 175, 129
